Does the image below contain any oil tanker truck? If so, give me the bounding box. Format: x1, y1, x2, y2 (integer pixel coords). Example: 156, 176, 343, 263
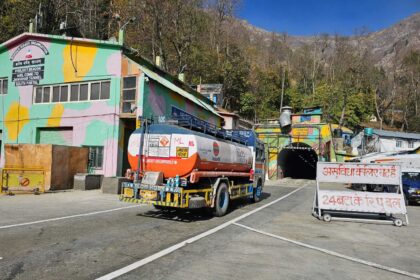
120, 120, 266, 216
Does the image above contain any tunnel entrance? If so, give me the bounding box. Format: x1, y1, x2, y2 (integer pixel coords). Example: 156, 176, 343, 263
278, 142, 318, 179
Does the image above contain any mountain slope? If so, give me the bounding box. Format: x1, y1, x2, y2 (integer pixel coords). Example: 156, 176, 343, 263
235, 12, 420, 71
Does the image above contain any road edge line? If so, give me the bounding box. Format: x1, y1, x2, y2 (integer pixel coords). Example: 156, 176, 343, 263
0, 205, 145, 230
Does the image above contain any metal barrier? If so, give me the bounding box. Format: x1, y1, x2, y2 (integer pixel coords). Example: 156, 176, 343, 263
1, 167, 45, 195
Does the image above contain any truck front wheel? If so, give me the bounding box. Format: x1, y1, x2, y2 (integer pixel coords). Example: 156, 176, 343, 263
214, 183, 229, 217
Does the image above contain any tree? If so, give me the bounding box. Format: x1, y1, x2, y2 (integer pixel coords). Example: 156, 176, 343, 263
1, 1, 413, 132
222, 44, 250, 111
397, 50, 420, 131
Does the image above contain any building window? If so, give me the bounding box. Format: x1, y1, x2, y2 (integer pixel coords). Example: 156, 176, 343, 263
85, 146, 104, 169
0, 78, 8, 94
33, 80, 110, 104
37, 127, 73, 145
408, 141, 414, 148
396, 140, 402, 148
60, 85, 69, 102
122, 76, 137, 113
91, 83, 100, 100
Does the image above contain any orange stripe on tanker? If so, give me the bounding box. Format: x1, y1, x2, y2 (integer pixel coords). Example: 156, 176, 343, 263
128, 130, 253, 179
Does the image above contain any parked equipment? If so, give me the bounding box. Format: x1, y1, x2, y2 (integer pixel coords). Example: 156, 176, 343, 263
121, 118, 265, 216
348, 147, 420, 196
402, 171, 420, 205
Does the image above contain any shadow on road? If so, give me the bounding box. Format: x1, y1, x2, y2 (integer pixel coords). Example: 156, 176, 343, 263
227, 192, 271, 213
137, 208, 213, 222
136, 192, 271, 223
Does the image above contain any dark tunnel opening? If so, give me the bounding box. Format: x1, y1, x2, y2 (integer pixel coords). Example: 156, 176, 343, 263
278, 142, 318, 179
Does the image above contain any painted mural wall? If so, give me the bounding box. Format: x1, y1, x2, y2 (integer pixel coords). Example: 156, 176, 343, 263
256, 121, 338, 180
141, 78, 220, 126
1, 34, 224, 178
0, 34, 122, 176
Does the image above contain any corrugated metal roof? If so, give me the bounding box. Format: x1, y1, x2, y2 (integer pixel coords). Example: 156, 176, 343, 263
331, 124, 353, 134
373, 129, 420, 140
137, 64, 221, 118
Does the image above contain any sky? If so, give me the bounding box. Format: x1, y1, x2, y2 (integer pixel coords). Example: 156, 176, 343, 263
237, 0, 420, 36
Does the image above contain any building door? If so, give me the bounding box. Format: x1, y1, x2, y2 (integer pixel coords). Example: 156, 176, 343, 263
325, 141, 331, 161
121, 120, 136, 176
37, 127, 73, 145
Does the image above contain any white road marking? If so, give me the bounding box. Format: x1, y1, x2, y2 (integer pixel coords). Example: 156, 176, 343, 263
234, 222, 420, 279
96, 183, 310, 280
0, 205, 145, 230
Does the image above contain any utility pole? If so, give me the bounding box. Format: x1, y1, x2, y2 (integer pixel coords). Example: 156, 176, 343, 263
280, 64, 286, 112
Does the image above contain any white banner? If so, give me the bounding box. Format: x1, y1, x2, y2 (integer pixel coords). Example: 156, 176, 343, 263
318, 190, 407, 214
317, 162, 401, 185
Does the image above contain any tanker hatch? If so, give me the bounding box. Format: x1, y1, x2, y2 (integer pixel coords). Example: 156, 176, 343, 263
278, 142, 318, 179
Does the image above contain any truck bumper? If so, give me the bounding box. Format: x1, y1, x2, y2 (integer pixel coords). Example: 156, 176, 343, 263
119, 195, 179, 207
120, 182, 212, 209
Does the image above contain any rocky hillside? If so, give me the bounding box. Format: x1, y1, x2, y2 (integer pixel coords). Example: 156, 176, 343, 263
360, 13, 420, 71
236, 12, 420, 72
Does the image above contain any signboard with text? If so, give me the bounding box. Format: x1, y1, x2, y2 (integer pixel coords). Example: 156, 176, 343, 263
315, 162, 407, 219
10, 40, 48, 87
318, 190, 406, 214
317, 162, 400, 185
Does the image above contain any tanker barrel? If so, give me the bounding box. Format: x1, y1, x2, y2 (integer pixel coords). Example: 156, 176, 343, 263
127, 123, 254, 179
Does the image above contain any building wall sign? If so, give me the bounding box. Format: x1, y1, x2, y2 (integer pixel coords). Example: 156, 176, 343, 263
12, 61, 45, 86
10, 40, 48, 86
10, 40, 49, 60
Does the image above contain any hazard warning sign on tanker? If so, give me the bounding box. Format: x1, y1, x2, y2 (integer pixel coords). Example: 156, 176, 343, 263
148, 135, 171, 158
160, 136, 169, 147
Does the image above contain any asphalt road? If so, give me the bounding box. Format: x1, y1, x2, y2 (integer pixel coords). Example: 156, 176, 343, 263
1, 179, 419, 280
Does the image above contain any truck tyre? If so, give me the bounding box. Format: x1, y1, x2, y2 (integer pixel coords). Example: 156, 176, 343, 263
153, 204, 169, 210
214, 183, 229, 217
252, 180, 262, 203
153, 204, 164, 210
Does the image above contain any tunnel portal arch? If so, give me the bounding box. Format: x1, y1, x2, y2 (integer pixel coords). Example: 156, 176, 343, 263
278, 142, 318, 179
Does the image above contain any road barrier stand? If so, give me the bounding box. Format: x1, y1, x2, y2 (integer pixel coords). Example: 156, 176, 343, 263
1, 167, 45, 195
312, 162, 408, 227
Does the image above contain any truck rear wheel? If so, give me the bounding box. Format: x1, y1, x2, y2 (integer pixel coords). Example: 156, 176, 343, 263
214, 183, 229, 217
153, 205, 165, 210
252, 180, 262, 203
